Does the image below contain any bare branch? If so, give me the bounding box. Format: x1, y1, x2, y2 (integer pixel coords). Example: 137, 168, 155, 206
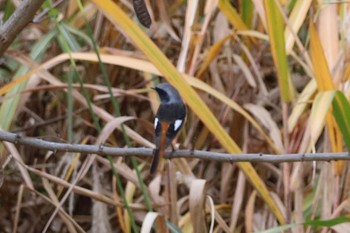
0, 130, 349, 163
0, 0, 46, 57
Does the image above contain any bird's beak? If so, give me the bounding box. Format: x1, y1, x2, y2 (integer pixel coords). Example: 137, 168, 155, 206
151, 87, 160, 92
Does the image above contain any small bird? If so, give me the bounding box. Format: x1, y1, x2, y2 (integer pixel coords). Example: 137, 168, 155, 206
150, 83, 186, 174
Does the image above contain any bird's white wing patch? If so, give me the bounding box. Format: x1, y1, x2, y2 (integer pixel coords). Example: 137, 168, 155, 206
174, 119, 183, 131
154, 117, 159, 129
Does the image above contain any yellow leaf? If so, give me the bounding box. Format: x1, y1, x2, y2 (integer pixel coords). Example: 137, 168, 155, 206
284, 0, 312, 54
196, 34, 235, 79
217, 0, 248, 31
310, 91, 336, 146
310, 21, 334, 91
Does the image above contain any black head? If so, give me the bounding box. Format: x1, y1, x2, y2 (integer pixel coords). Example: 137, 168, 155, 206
154, 83, 182, 103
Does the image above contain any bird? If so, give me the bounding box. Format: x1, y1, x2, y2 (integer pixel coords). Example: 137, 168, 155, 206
150, 83, 186, 174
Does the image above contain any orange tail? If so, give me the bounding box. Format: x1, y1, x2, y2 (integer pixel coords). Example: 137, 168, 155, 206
150, 121, 169, 175
150, 148, 161, 174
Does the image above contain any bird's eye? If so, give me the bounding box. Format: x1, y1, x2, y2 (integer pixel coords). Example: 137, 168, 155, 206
157, 89, 170, 102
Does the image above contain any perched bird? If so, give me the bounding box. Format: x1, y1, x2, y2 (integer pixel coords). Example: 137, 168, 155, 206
150, 83, 186, 174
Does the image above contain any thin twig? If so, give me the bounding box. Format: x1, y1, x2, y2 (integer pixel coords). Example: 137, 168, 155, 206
0, 0, 46, 57
0, 130, 350, 163
33, 0, 65, 23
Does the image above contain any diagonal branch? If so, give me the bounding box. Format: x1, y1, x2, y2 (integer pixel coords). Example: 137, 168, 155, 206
0, 130, 349, 163
0, 0, 46, 57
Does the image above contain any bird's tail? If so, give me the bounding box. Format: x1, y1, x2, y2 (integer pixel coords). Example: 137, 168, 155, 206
150, 148, 162, 175
150, 121, 169, 175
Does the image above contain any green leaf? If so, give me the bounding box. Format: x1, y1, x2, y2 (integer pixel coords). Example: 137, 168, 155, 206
257, 223, 298, 233
264, 0, 294, 102
258, 216, 350, 233
0, 31, 56, 130
3, 0, 15, 21
332, 91, 350, 149
241, 0, 253, 27
305, 216, 350, 227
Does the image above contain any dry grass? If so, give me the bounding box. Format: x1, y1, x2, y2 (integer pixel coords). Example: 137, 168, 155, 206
1, 0, 350, 232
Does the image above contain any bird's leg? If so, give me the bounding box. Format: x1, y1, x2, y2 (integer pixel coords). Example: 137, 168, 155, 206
169, 143, 176, 159
152, 148, 157, 156
190, 135, 197, 155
